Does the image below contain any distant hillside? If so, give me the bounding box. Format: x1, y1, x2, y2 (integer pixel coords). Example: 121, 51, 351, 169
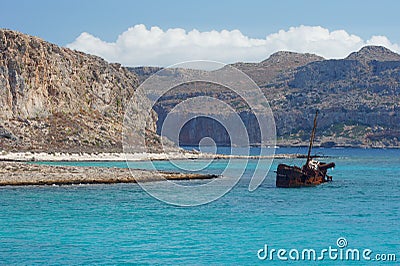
267, 46, 400, 147
346, 45, 400, 61
131, 46, 400, 148
231, 51, 324, 87
0, 29, 160, 152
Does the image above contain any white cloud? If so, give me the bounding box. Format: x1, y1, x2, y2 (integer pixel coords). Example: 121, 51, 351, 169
66, 24, 400, 66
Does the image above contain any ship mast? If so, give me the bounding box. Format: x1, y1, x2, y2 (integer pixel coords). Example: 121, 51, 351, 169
306, 110, 318, 166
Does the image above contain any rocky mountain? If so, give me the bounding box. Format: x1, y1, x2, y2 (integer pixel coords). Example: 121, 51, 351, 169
271, 46, 400, 147
0, 29, 160, 153
231, 51, 324, 87
131, 46, 400, 148
130, 66, 163, 84
346, 45, 400, 62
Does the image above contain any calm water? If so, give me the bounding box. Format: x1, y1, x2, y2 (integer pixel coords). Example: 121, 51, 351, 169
0, 148, 399, 264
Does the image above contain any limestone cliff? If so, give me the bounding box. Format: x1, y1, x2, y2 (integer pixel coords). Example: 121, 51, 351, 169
0, 29, 158, 152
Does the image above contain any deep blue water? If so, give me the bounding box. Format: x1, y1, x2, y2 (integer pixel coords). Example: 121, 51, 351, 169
0, 148, 399, 264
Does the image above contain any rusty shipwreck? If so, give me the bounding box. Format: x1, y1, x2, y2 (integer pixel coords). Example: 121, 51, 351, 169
276, 110, 335, 188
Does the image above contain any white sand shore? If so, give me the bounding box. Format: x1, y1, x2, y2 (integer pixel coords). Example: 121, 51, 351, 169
0, 151, 200, 162
0, 151, 306, 162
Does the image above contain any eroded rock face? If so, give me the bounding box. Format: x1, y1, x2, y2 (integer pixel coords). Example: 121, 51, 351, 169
0, 29, 158, 152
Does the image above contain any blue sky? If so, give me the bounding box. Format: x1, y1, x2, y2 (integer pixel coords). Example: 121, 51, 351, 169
1, 0, 400, 66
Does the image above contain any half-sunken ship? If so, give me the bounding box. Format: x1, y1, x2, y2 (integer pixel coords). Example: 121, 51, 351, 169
276, 111, 335, 188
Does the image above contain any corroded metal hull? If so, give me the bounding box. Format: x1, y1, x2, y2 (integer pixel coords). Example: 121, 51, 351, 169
276, 163, 333, 188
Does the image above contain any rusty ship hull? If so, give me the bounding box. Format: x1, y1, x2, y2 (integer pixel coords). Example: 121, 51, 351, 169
276, 163, 333, 188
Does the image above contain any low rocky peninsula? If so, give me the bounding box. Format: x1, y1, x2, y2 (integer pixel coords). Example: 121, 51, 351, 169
0, 161, 219, 186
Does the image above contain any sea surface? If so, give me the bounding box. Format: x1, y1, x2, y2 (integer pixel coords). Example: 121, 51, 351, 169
0, 148, 399, 264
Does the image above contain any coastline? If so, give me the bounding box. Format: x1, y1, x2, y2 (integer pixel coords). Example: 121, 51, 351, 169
0, 151, 316, 186
0, 151, 309, 162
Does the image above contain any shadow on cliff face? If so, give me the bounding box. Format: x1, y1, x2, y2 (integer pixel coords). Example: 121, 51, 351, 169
159, 113, 262, 147
178, 116, 231, 146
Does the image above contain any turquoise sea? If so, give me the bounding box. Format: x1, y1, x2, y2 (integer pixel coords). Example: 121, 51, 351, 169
0, 148, 399, 264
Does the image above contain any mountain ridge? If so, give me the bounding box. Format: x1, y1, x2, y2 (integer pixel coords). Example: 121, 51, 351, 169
1, 29, 399, 151
346, 45, 400, 62
130, 45, 400, 148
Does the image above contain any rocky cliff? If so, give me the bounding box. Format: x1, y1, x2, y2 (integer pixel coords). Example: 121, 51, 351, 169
0, 29, 159, 152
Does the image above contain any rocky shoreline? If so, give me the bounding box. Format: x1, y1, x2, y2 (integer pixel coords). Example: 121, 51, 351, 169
0, 161, 219, 186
